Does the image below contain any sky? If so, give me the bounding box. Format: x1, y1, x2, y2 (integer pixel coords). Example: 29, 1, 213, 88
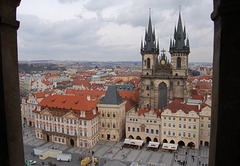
17, 0, 213, 62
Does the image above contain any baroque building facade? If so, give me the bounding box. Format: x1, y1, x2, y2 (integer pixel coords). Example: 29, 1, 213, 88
139, 11, 190, 110
33, 95, 100, 149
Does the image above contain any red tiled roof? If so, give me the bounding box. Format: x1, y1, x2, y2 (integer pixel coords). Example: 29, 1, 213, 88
42, 79, 51, 86
71, 80, 91, 87
118, 90, 139, 103
200, 75, 212, 80
164, 99, 199, 114
39, 94, 99, 111
137, 107, 151, 116
200, 103, 211, 109
66, 89, 105, 99
45, 74, 60, 79
127, 78, 141, 85
33, 91, 52, 98
65, 89, 139, 111
191, 89, 198, 96
36, 94, 100, 120
125, 98, 137, 112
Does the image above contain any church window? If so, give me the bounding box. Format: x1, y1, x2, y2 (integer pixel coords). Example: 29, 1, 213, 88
144, 60, 146, 66
146, 86, 149, 90
177, 57, 181, 68
146, 73, 149, 75
147, 58, 150, 68
177, 81, 180, 85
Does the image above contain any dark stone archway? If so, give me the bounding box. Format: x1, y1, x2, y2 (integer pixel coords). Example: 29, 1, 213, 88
158, 82, 167, 109
70, 139, 74, 146
170, 140, 175, 144
178, 141, 185, 147
46, 134, 50, 142
163, 139, 168, 143
153, 138, 158, 142
187, 142, 195, 148
146, 137, 151, 143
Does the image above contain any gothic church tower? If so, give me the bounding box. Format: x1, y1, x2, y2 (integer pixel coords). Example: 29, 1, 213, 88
139, 8, 190, 110
169, 10, 191, 102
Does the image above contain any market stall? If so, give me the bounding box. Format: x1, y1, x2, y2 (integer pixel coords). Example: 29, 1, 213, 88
147, 142, 160, 151
161, 143, 178, 153
122, 139, 144, 149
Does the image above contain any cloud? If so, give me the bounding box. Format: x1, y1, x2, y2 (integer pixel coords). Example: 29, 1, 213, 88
57, 0, 80, 4
17, 0, 213, 62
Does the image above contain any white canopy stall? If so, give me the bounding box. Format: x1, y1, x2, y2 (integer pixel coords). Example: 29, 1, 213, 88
123, 139, 144, 149
147, 142, 160, 151
162, 143, 178, 152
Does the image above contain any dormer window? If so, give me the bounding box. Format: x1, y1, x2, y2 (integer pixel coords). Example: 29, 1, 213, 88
80, 111, 86, 117
93, 109, 96, 115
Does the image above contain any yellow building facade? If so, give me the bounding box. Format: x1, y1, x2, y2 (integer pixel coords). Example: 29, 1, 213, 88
161, 100, 211, 149
126, 108, 161, 143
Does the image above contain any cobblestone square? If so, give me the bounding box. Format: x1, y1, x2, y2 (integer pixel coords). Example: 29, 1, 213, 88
23, 126, 209, 166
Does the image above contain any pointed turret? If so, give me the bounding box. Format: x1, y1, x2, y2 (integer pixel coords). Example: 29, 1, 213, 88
141, 38, 143, 51
141, 9, 159, 54
169, 7, 190, 53
186, 37, 190, 47
170, 38, 172, 49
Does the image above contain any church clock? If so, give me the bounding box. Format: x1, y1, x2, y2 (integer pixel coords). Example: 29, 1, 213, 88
160, 59, 166, 65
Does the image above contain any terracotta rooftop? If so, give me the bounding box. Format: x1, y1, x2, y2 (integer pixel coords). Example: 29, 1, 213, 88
163, 99, 199, 114
35, 94, 100, 119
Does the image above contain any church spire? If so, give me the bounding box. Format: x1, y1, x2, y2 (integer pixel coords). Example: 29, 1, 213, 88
141, 8, 159, 54
169, 5, 190, 53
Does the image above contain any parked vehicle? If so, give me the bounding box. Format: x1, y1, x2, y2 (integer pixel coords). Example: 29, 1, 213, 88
29, 160, 37, 165
81, 157, 98, 166
57, 154, 72, 162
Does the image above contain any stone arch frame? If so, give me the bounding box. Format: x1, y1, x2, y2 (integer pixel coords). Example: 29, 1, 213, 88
1, 1, 238, 166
